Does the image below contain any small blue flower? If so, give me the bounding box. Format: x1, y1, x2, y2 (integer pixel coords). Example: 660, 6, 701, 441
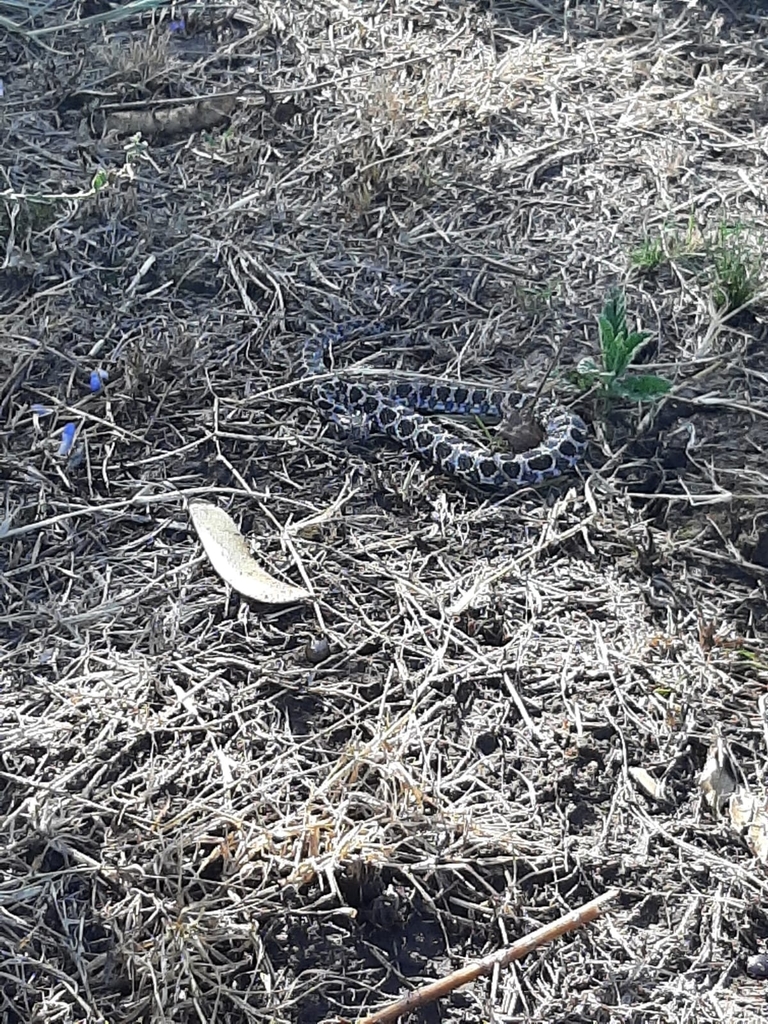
169, 18, 185, 32
59, 422, 76, 457
89, 368, 109, 392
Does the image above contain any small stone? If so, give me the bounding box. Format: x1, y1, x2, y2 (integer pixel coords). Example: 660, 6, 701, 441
305, 637, 331, 664
475, 731, 498, 755
746, 953, 768, 979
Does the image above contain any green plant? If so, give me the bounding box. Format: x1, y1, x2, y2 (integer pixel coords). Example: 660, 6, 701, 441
630, 216, 703, 272
710, 222, 761, 312
632, 218, 762, 312
573, 289, 672, 401
0, 132, 146, 207
630, 236, 665, 271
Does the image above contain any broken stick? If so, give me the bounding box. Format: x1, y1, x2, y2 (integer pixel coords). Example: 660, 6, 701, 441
357, 888, 619, 1024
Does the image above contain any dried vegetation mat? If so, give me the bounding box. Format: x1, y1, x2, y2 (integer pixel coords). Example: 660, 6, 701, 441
2, 1, 768, 1022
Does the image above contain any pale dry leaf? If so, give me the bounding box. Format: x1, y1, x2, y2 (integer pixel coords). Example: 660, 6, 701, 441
698, 731, 739, 815
629, 766, 667, 803
729, 792, 768, 865
189, 501, 311, 606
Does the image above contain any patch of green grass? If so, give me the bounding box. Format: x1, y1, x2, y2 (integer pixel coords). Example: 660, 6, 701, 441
631, 217, 763, 313
572, 289, 672, 402
710, 222, 761, 313
517, 277, 561, 314
630, 216, 700, 272
630, 236, 665, 271
737, 648, 768, 672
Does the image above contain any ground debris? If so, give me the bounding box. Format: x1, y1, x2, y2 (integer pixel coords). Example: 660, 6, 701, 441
1, 2, 768, 1023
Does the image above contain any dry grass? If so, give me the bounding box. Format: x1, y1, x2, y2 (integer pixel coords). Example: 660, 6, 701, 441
2, 1, 768, 1022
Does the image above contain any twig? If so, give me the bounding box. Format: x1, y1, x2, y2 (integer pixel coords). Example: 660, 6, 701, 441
355, 889, 619, 1024
530, 334, 568, 410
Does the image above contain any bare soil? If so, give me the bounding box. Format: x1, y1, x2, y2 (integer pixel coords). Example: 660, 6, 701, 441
1, 2, 768, 1022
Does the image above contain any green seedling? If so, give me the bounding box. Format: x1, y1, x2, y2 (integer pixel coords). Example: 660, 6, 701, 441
573, 289, 672, 402
2, 132, 146, 208
633, 218, 762, 313
710, 222, 761, 313
630, 236, 665, 272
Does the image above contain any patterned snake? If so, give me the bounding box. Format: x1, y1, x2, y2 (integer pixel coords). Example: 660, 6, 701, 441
302, 323, 588, 492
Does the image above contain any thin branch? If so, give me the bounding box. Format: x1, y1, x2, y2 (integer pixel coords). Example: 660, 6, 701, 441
355, 889, 619, 1024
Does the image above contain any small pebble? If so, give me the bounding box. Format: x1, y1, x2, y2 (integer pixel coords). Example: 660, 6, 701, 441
746, 953, 768, 979
305, 637, 331, 665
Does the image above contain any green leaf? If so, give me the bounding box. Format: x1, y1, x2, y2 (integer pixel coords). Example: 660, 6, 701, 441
599, 321, 620, 372
625, 330, 650, 354
613, 375, 672, 401
611, 331, 647, 378
610, 340, 633, 377
602, 333, 627, 377
602, 288, 625, 324
598, 290, 632, 374
570, 371, 599, 392
576, 356, 601, 375
598, 314, 615, 349
91, 168, 109, 191
569, 360, 608, 393
602, 289, 626, 336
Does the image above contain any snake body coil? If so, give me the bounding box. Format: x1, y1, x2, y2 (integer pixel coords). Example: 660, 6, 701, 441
302, 324, 588, 492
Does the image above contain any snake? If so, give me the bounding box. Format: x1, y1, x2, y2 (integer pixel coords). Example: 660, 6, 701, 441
301, 322, 588, 492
